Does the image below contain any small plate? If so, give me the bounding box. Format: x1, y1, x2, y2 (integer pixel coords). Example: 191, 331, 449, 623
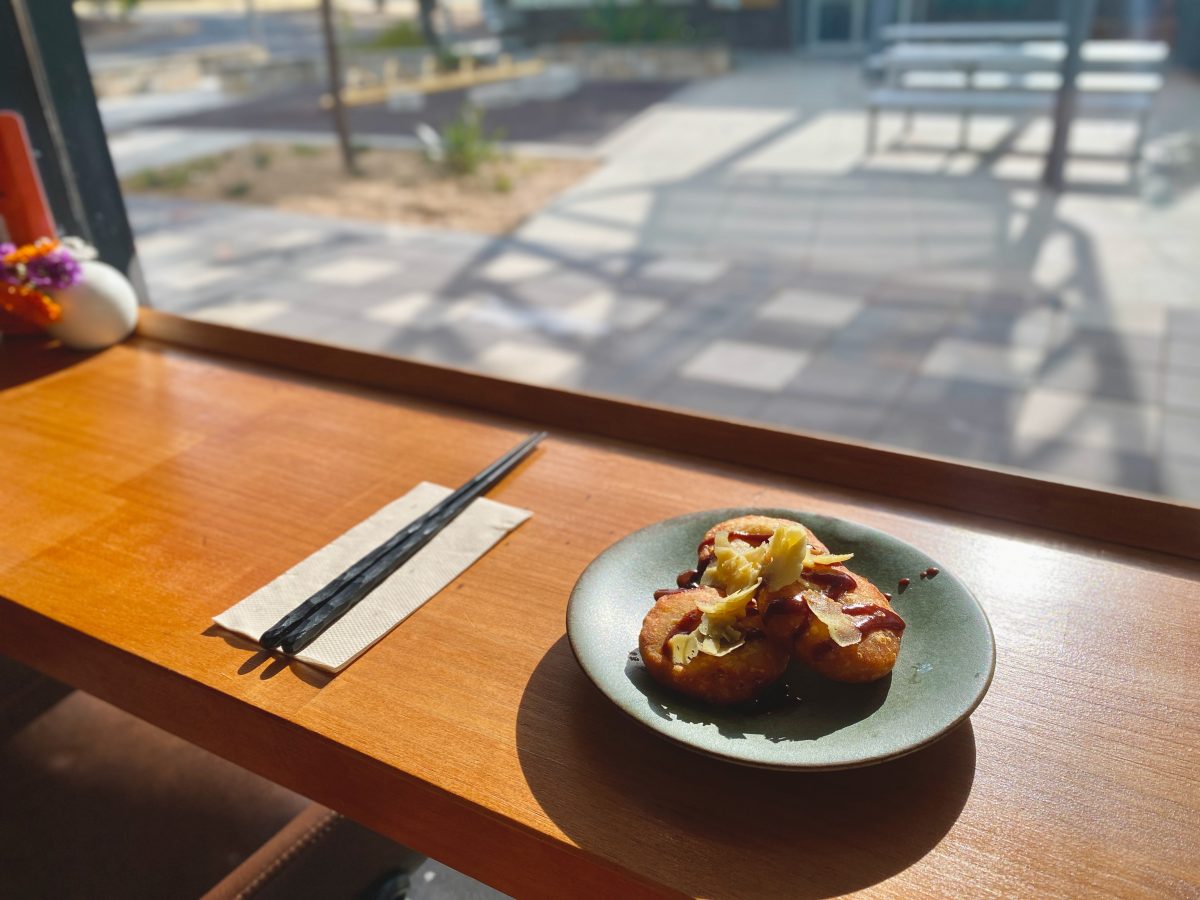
566, 508, 996, 770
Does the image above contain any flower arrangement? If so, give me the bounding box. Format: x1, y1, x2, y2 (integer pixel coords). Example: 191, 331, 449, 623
0, 237, 93, 329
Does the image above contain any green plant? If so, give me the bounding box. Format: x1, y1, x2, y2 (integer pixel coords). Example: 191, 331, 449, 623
584, 0, 693, 44
492, 171, 514, 194
137, 167, 189, 191
440, 105, 503, 176
252, 148, 273, 170
123, 152, 228, 192
223, 180, 253, 199
364, 20, 426, 49
290, 143, 320, 157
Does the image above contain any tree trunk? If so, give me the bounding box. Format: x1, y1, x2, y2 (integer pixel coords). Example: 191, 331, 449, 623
318, 0, 357, 176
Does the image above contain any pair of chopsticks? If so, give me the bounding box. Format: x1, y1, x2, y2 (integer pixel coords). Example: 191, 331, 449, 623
259, 431, 547, 655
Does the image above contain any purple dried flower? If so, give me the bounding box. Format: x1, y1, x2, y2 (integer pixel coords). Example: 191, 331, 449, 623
24, 246, 82, 289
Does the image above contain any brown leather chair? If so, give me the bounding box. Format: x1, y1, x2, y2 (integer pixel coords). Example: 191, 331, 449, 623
0, 656, 423, 899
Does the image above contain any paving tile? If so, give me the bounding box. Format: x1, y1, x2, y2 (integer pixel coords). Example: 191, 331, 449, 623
948, 307, 1059, 348
134, 231, 201, 257
783, 355, 914, 404
1061, 303, 1168, 337
920, 337, 1044, 387
1162, 411, 1200, 462
757, 289, 863, 328
1166, 308, 1200, 343
258, 228, 326, 251
869, 280, 969, 309
822, 330, 936, 372
650, 378, 773, 422
1159, 456, 1200, 504
302, 257, 403, 287
887, 377, 1024, 433
677, 339, 809, 392
640, 257, 730, 285
840, 306, 953, 341
507, 271, 610, 308
326, 318, 410, 354
729, 316, 841, 355
363, 293, 435, 327
1033, 354, 1162, 404
190, 298, 291, 328
479, 251, 559, 284
154, 265, 235, 291
255, 309, 362, 345
1166, 337, 1200, 373
442, 293, 602, 340
867, 415, 1009, 466
1004, 436, 1160, 494
1044, 325, 1164, 368
1164, 369, 1200, 414
569, 291, 666, 332
1014, 388, 1161, 455
759, 394, 890, 440
474, 340, 582, 386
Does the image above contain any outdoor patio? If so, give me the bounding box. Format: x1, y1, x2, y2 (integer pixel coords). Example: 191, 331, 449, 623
130, 57, 1200, 500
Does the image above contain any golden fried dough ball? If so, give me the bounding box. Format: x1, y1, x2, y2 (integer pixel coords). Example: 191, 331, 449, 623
698, 515, 830, 565
638, 588, 790, 705
795, 623, 901, 684
767, 569, 902, 684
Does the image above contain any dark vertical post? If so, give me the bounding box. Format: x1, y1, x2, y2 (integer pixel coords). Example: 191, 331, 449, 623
0, 0, 144, 298
1042, 0, 1097, 191
319, 0, 358, 176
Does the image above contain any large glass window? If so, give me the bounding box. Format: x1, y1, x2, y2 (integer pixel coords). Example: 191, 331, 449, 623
5, 0, 1197, 501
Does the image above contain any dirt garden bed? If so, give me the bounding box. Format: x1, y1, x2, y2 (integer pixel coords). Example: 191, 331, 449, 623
122, 142, 597, 235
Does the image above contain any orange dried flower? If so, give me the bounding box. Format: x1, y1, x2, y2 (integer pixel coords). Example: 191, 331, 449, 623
1, 282, 62, 327
2, 237, 60, 267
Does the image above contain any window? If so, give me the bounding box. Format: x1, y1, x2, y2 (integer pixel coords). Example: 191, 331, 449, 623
4, 0, 1197, 502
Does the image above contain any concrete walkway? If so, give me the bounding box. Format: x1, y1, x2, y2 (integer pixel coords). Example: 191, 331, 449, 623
128, 58, 1200, 501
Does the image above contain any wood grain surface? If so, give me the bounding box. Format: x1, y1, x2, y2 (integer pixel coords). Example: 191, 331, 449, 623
1, 339, 1197, 899
138, 310, 1200, 562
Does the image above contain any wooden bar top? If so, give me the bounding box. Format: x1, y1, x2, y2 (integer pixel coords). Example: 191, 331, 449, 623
2, 336, 1197, 898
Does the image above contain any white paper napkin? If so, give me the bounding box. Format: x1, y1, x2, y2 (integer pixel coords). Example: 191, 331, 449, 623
213, 482, 531, 672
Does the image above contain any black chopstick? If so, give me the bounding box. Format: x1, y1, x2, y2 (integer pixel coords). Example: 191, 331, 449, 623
258, 430, 543, 651
259, 431, 546, 654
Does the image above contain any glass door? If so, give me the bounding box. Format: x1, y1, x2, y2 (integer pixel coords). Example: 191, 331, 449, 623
807, 0, 868, 52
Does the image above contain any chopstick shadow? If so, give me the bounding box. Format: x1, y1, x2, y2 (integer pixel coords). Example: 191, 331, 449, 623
201, 626, 333, 688
515, 637, 977, 899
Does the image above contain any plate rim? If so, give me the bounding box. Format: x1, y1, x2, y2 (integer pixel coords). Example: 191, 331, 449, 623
565, 507, 997, 771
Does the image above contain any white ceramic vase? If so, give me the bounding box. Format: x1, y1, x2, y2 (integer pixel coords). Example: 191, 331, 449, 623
46, 260, 138, 351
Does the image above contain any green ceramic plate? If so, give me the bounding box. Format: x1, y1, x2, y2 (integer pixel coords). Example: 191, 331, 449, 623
566, 508, 996, 771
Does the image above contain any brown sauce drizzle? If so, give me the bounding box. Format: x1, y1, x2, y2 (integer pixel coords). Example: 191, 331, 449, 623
841, 602, 907, 635
675, 556, 710, 588
696, 531, 772, 554
804, 569, 856, 599
764, 595, 812, 625
660, 608, 702, 655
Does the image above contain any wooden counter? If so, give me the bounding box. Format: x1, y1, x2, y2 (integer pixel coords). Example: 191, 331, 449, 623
2, 325, 1197, 898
